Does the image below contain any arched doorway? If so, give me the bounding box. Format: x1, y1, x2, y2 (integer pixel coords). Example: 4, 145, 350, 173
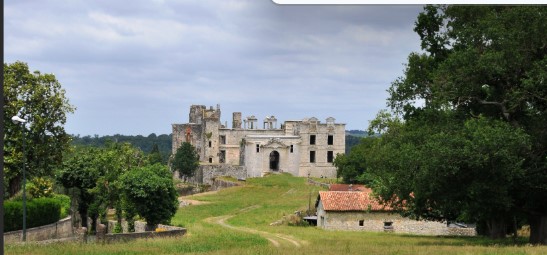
269, 151, 280, 171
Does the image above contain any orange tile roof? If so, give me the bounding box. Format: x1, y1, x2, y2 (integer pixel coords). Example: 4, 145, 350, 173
319, 189, 393, 212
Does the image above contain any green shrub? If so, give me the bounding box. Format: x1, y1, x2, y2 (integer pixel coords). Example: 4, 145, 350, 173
3, 197, 61, 232
28, 177, 54, 198
113, 222, 123, 233
52, 194, 71, 218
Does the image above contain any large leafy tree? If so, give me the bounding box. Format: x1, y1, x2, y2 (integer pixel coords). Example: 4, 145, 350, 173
376, 5, 546, 243
4, 61, 75, 197
120, 164, 178, 231
172, 142, 200, 180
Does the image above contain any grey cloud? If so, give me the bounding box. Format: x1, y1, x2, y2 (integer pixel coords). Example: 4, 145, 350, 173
5, 0, 424, 135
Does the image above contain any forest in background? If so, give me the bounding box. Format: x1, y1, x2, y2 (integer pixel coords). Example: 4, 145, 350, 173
71, 131, 366, 161
71, 133, 172, 164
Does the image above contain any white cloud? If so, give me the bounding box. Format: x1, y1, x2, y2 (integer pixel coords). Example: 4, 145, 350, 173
4, 1, 423, 135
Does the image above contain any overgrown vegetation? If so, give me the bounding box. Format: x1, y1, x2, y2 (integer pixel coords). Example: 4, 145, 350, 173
6, 174, 547, 254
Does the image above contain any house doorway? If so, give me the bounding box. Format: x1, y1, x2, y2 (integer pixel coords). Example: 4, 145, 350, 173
269, 151, 280, 171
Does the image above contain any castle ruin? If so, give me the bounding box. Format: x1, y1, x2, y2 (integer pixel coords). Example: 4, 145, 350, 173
172, 104, 345, 181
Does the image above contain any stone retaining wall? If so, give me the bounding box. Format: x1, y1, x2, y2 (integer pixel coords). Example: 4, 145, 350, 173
211, 178, 241, 191
104, 229, 187, 243
4, 216, 73, 243
104, 220, 186, 243
186, 164, 247, 185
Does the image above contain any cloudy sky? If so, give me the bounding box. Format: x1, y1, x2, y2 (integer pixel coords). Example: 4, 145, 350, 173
5, 1, 424, 136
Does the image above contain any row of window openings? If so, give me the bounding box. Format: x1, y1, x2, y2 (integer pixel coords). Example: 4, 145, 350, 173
358, 220, 394, 230
212, 135, 332, 148
211, 135, 332, 147
254, 146, 332, 163
208, 136, 227, 148
309, 151, 334, 163
309, 135, 334, 145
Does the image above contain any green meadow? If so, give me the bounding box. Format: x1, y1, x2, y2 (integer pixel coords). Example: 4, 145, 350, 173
6, 174, 547, 255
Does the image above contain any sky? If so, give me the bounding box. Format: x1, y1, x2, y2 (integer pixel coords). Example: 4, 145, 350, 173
4, 1, 424, 136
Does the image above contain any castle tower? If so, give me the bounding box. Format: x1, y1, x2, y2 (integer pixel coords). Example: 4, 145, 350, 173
233, 112, 242, 129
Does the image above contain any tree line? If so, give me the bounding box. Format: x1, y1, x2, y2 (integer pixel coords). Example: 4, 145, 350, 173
71, 133, 172, 164
335, 6, 546, 244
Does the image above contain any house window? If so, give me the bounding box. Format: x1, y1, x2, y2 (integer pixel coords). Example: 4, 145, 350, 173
256, 144, 260, 153
209, 141, 212, 147
327, 151, 334, 163
208, 157, 213, 163
310, 151, 316, 163
290, 145, 294, 153
384, 221, 393, 230
328, 135, 333, 145
359, 220, 364, 226
220, 135, 226, 144
310, 135, 316, 145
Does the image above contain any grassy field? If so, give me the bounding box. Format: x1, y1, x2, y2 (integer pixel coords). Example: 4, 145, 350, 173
6, 174, 547, 254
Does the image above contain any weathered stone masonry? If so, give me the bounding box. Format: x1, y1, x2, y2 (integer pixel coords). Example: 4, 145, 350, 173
172, 104, 345, 183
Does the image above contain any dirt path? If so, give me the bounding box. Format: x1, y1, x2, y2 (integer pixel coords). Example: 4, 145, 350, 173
204, 215, 304, 248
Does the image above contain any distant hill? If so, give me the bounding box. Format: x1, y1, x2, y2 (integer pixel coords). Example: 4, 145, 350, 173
71, 133, 172, 164
346, 130, 368, 137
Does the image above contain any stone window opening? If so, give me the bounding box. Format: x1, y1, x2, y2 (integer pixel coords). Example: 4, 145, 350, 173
290, 145, 294, 153
327, 151, 334, 163
209, 141, 212, 147
359, 220, 364, 227
209, 157, 213, 163
256, 144, 260, 153
310, 135, 316, 145
220, 135, 226, 144
384, 221, 393, 231
220, 150, 226, 163
310, 151, 316, 163
328, 135, 333, 145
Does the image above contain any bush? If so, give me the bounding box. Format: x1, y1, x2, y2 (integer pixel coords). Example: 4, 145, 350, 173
3, 197, 61, 232
52, 194, 71, 218
28, 177, 54, 198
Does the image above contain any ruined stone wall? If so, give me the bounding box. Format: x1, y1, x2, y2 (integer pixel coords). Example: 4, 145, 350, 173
219, 129, 285, 166
188, 164, 247, 185
172, 124, 202, 156
318, 210, 475, 236
298, 120, 345, 178
243, 135, 301, 177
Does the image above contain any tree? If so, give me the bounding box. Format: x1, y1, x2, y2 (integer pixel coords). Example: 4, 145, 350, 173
120, 164, 178, 231
378, 5, 546, 243
148, 143, 163, 165
4, 61, 75, 197
172, 142, 199, 180
56, 147, 100, 230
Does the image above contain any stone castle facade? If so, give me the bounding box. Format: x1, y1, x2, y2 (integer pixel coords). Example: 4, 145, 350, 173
172, 104, 345, 178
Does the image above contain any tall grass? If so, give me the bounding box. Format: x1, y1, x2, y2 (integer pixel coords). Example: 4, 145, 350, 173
6, 174, 547, 254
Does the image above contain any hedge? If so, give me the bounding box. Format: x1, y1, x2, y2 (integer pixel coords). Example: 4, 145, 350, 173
4, 197, 61, 232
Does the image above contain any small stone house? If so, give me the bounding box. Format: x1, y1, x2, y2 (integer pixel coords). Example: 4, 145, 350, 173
316, 188, 476, 236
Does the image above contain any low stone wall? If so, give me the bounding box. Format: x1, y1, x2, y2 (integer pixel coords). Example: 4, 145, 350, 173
104, 229, 186, 243
4, 216, 73, 243
104, 220, 186, 243
307, 178, 330, 189
211, 179, 240, 191
189, 164, 247, 185
107, 220, 184, 234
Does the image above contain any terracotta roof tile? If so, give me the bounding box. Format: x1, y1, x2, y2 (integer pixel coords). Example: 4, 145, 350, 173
319, 189, 393, 212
